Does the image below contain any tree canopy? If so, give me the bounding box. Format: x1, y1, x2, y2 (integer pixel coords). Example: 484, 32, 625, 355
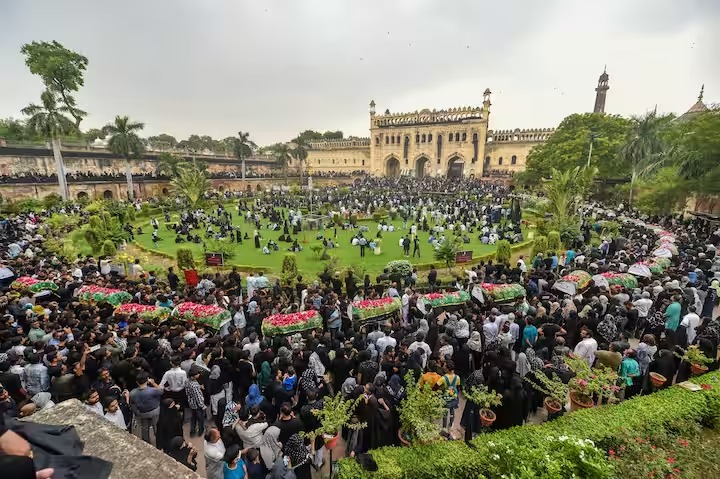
518, 113, 630, 184
21, 41, 88, 127
104, 116, 145, 160
21, 90, 77, 139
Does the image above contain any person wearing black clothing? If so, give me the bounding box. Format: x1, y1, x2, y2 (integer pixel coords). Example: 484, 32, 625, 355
167, 267, 179, 291
0, 362, 25, 404
274, 403, 304, 445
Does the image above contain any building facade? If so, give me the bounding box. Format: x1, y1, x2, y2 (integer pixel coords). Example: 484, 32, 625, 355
307, 89, 554, 178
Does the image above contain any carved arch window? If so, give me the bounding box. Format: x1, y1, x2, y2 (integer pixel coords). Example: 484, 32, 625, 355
448, 133, 453, 142
391, 136, 395, 144
455, 132, 460, 142
511, 155, 517, 165
428, 133, 432, 142
484, 156, 490, 165
421, 134, 426, 143
375, 136, 379, 145
385, 136, 389, 144
498, 157, 503, 165
462, 132, 467, 141
415, 134, 420, 143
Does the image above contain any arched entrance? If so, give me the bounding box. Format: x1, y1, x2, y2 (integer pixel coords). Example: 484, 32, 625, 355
103, 190, 113, 199
447, 157, 464, 178
385, 157, 400, 178
162, 187, 169, 195
256, 184, 263, 191
415, 156, 430, 178
77, 191, 89, 200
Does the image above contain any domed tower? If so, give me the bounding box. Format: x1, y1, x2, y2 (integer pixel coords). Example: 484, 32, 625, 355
593, 67, 609, 113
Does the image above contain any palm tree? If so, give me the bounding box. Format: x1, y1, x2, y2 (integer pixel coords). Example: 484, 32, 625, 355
104, 116, 145, 200
290, 140, 308, 186
274, 143, 292, 184
619, 110, 672, 207
22, 90, 77, 200
156, 152, 186, 178
171, 160, 210, 208
232, 131, 256, 180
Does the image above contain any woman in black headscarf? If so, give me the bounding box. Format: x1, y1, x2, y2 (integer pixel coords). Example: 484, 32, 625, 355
282, 433, 312, 479
648, 347, 677, 388
167, 436, 198, 471
370, 376, 394, 448
156, 398, 184, 452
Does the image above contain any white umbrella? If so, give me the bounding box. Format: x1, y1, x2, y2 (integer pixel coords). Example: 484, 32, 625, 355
628, 264, 652, 278
653, 248, 673, 258
553, 281, 577, 295
592, 275, 609, 290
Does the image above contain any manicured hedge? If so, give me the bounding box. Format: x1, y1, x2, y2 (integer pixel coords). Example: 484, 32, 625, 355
338, 372, 720, 479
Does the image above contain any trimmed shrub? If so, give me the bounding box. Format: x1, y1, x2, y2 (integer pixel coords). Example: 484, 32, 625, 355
176, 247, 195, 270
281, 253, 298, 286
349, 214, 358, 226
100, 240, 117, 257
547, 230, 562, 252
532, 235, 548, 256
385, 260, 412, 278
495, 240, 511, 264
339, 371, 720, 479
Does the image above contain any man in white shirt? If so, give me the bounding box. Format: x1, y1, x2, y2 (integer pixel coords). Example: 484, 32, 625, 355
573, 329, 598, 367
517, 256, 527, 276
482, 315, 499, 344
633, 292, 653, 319
408, 332, 432, 368
243, 332, 261, 360
681, 305, 701, 344
104, 397, 127, 429
204, 428, 226, 479
375, 329, 397, 354
159, 357, 187, 396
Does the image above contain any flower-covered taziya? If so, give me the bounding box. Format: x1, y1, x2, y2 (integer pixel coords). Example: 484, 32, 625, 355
262, 310, 323, 336
11, 276, 58, 293
480, 283, 526, 302
78, 285, 132, 306
351, 296, 401, 321
561, 270, 592, 290
599, 272, 638, 289
114, 303, 171, 322
172, 302, 232, 330
422, 290, 471, 307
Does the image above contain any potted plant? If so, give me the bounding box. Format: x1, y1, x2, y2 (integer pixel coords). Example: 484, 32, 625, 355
523, 372, 569, 415
398, 372, 446, 445
675, 346, 713, 375
565, 357, 595, 410
303, 393, 366, 450
464, 385, 503, 427
649, 372, 667, 388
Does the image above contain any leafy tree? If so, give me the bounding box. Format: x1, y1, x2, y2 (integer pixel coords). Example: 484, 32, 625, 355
670, 108, 720, 196
176, 247, 195, 270
156, 152, 186, 178
83, 128, 106, 143
519, 113, 630, 185
322, 130, 344, 140
147, 133, 177, 150
232, 131, 257, 180
171, 160, 210, 207
542, 166, 597, 244
0, 118, 40, 142
434, 238, 460, 272
618, 111, 675, 206
495, 240, 512, 263
290, 139, 309, 183
21, 41, 88, 128
274, 143, 292, 183
104, 115, 145, 200
22, 90, 76, 200
281, 253, 299, 286
633, 166, 689, 215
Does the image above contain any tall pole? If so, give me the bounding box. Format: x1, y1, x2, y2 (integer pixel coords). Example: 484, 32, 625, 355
586, 137, 594, 167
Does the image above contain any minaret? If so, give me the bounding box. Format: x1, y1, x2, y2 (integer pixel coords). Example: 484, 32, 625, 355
593, 67, 609, 113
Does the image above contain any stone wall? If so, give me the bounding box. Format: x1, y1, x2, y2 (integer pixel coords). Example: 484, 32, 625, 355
25, 399, 201, 479
0, 177, 357, 201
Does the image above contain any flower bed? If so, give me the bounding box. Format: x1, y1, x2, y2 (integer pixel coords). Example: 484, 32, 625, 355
77, 286, 132, 306
261, 309, 323, 337
599, 272, 638, 290
338, 370, 720, 479
480, 283, 525, 303
11, 276, 58, 293
172, 302, 232, 330
422, 290, 471, 308
114, 303, 171, 322
352, 297, 401, 321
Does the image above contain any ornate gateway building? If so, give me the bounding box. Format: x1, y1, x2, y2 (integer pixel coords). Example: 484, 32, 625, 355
306, 88, 555, 178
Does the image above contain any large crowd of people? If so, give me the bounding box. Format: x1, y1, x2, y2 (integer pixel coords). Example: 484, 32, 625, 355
1, 176, 719, 479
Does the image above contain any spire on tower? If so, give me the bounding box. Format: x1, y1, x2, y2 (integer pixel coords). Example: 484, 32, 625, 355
593, 67, 610, 113
698, 84, 705, 102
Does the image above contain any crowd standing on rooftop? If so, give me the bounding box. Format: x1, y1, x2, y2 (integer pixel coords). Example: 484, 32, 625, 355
1, 176, 720, 479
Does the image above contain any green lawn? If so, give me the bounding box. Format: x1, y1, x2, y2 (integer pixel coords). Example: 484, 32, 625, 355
133, 212, 502, 278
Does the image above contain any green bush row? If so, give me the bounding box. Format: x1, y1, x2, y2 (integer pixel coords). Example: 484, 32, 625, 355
338, 371, 720, 479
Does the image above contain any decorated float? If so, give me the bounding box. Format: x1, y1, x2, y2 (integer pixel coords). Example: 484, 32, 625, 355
423, 290, 471, 308
114, 303, 172, 322
77, 286, 133, 306
351, 297, 401, 322
592, 272, 638, 290
261, 309, 323, 337
553, 270, 592, 295
11, 276, 58, 293
172, 302, 232, 330
480, 283, 526, 303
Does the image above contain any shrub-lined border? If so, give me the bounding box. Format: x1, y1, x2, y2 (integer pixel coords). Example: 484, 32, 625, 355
338, 372, 720, 479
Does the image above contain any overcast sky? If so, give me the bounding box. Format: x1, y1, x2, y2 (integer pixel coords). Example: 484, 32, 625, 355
1, 0, 717, 145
